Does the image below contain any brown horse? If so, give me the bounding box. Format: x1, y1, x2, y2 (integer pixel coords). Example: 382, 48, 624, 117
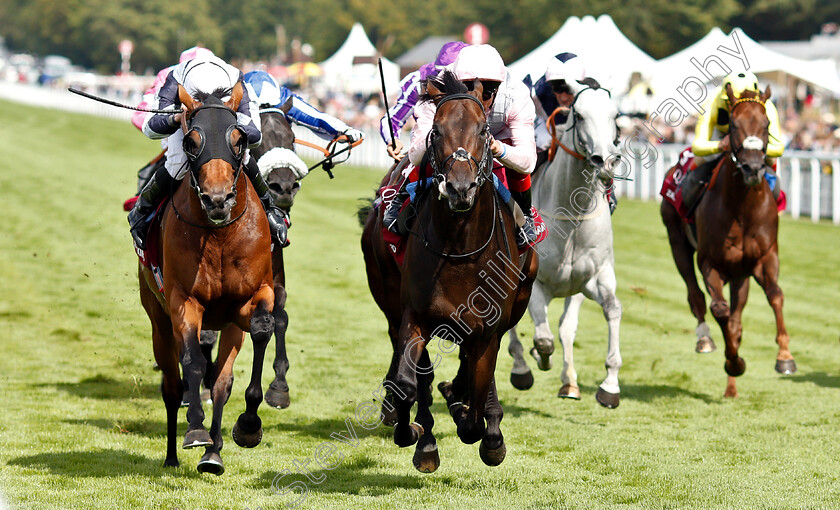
199, 97, 299, 410
660, 84, 795, 398
139, 82, 275, 474
360, 71, 537, 471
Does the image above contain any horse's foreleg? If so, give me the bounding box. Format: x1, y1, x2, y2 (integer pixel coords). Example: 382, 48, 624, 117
754, 253, 796, 375
412, 350, 439, 473
198, 325, 244, 475
557, 293, 585, 400
393, 308, 425, 448
479, 377, 506, 467
458, 338, 499, 445
528, 281, 554, 370
661, 201, 713, 353
265, 285, 290, 410
590, 268, 623, 408
701, 264, 739, 397
171, 295, 212, 449
720, 277, 750, 397
507, 327, 534, 390
234, 287, 275, 448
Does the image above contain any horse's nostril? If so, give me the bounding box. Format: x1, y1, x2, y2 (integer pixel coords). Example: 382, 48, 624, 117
591, 155, 604, 166
225, 193, 235, 204
468, 181, 478, 190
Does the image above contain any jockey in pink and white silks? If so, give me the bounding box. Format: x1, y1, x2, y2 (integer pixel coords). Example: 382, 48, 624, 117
387, 44, 538, 247
379, 41, 468, 161
127, 54, 289, 250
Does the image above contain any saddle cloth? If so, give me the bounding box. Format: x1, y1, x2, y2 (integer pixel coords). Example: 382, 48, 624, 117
133, 199, 168, 294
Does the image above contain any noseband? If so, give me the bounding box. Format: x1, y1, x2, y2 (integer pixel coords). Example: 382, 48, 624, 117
426, 93, 493, 190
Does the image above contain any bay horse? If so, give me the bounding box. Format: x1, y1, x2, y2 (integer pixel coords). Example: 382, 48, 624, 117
507, 78, 624, 407
139, 82, 275, 474
360, 71, 537, 471
660, 84, 795, 398
198, 97, 301, 410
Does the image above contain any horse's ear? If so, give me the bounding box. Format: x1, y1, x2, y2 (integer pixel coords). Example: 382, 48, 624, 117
725, 82, 737, 105
280, 96, 293, 114
227, 81, 244, 111
427, 78, 444, 105
178, 84, 196, 112
761, 84, 772, 103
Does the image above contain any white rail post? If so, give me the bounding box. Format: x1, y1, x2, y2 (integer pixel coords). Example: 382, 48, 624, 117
833, 160, 840, 225
790, 158, 801, 220
810, 158, 821, 223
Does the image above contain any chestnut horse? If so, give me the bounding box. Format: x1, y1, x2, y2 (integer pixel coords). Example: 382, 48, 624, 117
660, 84, 795, 398
139, 83, 275, 474
360, 71, 537, 471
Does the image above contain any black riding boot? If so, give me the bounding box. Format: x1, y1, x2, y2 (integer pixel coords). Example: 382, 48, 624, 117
510, 188, 536, 247
244, 158, 289, 247
382, 181, 409, 235
681, 157, 718, 216
128, 163, 174, 250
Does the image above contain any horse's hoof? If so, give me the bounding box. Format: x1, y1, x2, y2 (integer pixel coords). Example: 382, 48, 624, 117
695, 337, 716, 353
595, 388, 620, 409
163, 457, 179, 468
394, 422, 423, 448
412, 443, 440, 473
724, 357, 746, 377
479, 441, 507, 466
510, 370, 534, 390
775, 359, 797, 375
232, 419, 263, 448
557, 384, 581, 400
196, 451, 224, 475
265, 387, 290, 409
183, 428, 213, 449
529, 347, 552, 371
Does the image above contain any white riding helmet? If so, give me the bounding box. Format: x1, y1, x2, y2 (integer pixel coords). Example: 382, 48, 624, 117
179, 55, 238, 99
544, 52, 585, 83
451, 44, 506, 82
244, 70, 281, 107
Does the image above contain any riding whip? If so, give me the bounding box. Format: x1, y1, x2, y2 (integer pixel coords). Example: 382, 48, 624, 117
377, 58, 397, 151
68, 87, 176, 114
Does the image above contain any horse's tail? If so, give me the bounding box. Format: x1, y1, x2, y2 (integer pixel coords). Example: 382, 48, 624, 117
356, 197, 376, 227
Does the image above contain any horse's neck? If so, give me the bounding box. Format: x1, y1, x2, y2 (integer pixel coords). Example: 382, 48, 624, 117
718, 159, 769, 213
425, 183, 497, 248
537, 142, 604, 216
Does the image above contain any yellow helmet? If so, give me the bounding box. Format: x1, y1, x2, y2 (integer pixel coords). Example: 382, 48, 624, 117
721, 71, 760, 100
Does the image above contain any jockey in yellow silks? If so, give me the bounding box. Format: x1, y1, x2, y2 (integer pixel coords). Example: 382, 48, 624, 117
681, 70, 784, 211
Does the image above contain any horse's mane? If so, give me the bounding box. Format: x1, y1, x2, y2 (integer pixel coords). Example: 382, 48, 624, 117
419, 70, 468, 103
192, 87, 232, 104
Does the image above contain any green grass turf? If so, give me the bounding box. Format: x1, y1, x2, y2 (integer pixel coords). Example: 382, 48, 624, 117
0, 98, 839, 509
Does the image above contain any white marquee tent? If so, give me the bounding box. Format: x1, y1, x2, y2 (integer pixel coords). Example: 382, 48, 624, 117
318, 23, 400, 95
508, 14, 656, 95
650, 27, 840, 97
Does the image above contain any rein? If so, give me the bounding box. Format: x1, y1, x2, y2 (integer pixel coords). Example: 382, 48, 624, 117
409, 92, 500, 259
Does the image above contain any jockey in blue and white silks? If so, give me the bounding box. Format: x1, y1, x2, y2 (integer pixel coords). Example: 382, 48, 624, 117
243, 70, 363, 145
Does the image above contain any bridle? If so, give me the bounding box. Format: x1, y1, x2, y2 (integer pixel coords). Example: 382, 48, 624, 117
426, 93, 493, 190
172, 101, 249, 229
412, 92, 501, 259
548, 86, 618, 168
727, 96, 770, 178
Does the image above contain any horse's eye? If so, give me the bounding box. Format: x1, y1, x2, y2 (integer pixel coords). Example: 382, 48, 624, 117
183, 132, 202, 160
575, 112, 584, 122
229, 129, 247, 158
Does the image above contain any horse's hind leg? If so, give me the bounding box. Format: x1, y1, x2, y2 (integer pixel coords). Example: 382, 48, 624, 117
479, 377, 506, 467
199, 329, 217, 401
233, 295, 274, 448
754, 252, 795, 375
507, 327, 534, 390
147, 304, 182, 467
661, 201, 714, 353
393, 308, 425, 449
528, 281, 555, 370
412, 350, 440, 473
198, 325, 244, 475
457, 337, 499, 446
265, 285, 290, 410
557, 293, 585, 400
